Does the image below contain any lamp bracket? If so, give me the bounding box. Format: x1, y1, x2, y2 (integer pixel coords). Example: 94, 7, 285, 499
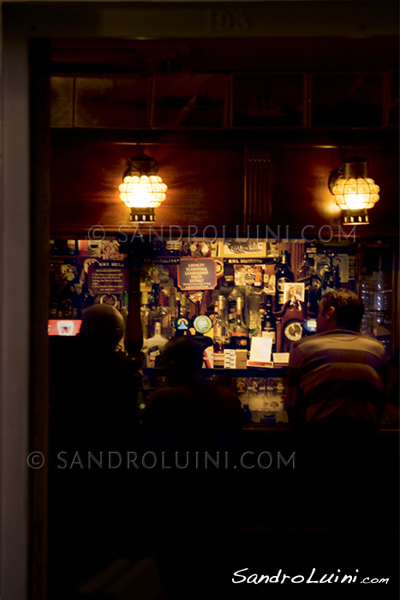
123, 153, 159, 178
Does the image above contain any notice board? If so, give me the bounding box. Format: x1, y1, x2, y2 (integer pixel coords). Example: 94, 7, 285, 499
177, 258, 217, 291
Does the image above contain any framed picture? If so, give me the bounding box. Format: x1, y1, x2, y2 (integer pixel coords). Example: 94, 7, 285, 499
74, 76, 151, 128
231, 73, 306, 128
311, 72, 384, 128
219, 239, 267, 258
283, 282, 305, 305
152, 73, 228, 128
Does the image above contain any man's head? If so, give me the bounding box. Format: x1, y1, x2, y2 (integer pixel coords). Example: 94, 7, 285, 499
79, 304, 125, 350
316, 289, 364, 334
161, 336, 203, 386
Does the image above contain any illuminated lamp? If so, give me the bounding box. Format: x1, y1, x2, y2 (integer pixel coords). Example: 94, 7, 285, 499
328, 157, 379, 225
119, 152, 167, 222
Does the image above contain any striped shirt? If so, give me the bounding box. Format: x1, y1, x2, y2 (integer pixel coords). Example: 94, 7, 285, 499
286, 329, 386, 427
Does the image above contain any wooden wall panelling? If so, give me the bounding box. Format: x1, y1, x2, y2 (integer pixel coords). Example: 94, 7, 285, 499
244, 147, 272, 230
268, 146, 399, 238
50, 139, 244, 235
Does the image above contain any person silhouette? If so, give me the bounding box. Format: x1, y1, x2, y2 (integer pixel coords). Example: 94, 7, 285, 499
143, 336, 242, 449
142, 337, 243, 599
48, 304, 141, 598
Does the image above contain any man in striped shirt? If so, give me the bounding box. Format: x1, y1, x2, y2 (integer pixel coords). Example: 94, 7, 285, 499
286, 289, 390, 565
286, 288, 387, 430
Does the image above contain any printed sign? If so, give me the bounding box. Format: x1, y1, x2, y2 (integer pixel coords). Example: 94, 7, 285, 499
88, 261, 128, 295
177, 258, 217, 291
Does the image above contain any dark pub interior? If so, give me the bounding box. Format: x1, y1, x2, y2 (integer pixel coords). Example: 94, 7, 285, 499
1, 2, 399, 599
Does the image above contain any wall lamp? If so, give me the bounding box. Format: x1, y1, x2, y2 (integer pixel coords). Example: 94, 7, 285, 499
328, 157, 379, 225
119, 152, 167, 222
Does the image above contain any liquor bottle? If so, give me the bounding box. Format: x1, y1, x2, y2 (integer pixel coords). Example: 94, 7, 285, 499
322, 252, 335, 291
247, 285, 262, 337
228, 286, 244, 328
260, 296, 276, 353
140, 291, 150, 340
142, 322, 168, 368
297, 253, 321, 315
158, 289, 171, 339
175, 291, 181, 318
231, 296, 249, 350
213, 296, 229, 357
148, 283, 161, 339
297, 253, 313, 282
120, 291, 129, 326
275, 250, 294, 310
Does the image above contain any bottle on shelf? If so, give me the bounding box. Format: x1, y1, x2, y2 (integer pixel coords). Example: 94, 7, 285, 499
158, 289, 172, 339
275, 250, 294, 310
297, 252, 313, 282
247, 284, 263, 337
120, 291, 129, 326
148, 283, 162, 339
231, 296, 249, 350
140, 291, 150, 340
322, 251, 336, 291
142, 322, 168, 368
228, 286, 244, 328
297, 253, 319, 315
260, 295, 276, 354
213, 296, 230, 362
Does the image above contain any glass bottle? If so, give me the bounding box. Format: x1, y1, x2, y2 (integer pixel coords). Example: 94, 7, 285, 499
142, 322, 168, 368
140, 291, 150, 341
247, 285, 262, 337
297, 253, 315, 314
260, 296, 276, 353
231, 296, 249, 350
321, 252, 335, 291
213, 295, 230, 357
158, 289, 171, 339
275, 250, 294, 310
148, 283, 161, 339
228, 286, 244, 328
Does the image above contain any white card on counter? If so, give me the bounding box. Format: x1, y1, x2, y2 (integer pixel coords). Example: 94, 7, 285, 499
249, 337, 272, 364
273, 352, 290, 365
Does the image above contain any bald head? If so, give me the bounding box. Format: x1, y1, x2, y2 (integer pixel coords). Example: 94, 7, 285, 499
80, 304, 125, 349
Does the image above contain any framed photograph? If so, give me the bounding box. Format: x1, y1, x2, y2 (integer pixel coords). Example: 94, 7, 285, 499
232, 73, 306, 128
311, 72, 384, 128
283, 282, 305, 305
152, 73, 228, 128
219, 239, 267, 258
74, 76, 151, 128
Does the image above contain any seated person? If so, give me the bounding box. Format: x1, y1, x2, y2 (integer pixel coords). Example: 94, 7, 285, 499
49, 303, 140, 452
286, 288, 386, 432
285, 289, 388, 554
143, 336, 243, 449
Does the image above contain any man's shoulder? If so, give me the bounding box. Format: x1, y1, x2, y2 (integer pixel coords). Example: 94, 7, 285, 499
293, 330, 386, 357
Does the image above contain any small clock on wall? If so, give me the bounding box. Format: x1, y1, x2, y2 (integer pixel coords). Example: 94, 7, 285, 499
275, 301, 306, 352
283, 320, 303, 343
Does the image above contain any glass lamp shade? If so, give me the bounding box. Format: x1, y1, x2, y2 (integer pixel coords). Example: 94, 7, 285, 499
329, 158, 380, 225
119, 174, 167, 222
330, 177, 380, 211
